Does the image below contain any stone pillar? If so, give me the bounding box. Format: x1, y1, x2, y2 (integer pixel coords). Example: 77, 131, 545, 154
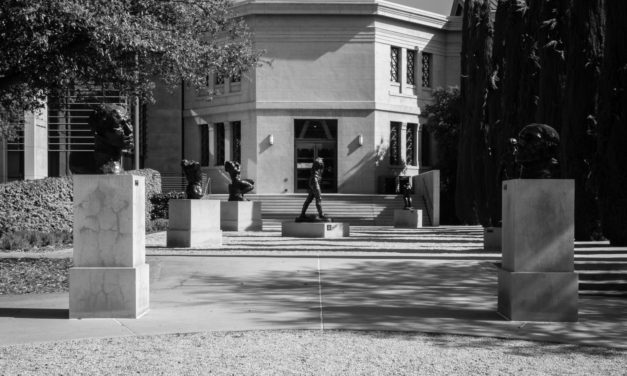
70, 175, 150, 319
400, 48, 407, 94
497, 179, 578, 321
400, 123, 407, 164
23, 108, 48, 180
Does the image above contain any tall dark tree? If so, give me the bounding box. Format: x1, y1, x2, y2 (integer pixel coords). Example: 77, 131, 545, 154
456, 0, 493, 225
597, 2, 627, 246
560, 0, 605, 240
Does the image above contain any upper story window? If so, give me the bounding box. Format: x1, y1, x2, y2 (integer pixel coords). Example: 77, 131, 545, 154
422, 52, 433, 88
407, 50, 416, 86
406, 123, 417, 166
390, 47, 400, 83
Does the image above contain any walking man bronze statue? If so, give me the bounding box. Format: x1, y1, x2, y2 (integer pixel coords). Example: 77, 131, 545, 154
297, 157, 331, 222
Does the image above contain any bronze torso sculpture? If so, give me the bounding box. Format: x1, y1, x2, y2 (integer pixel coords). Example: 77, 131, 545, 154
224, 161, 254, 201
69, 104, 134, 174
511, 123, 560, 179
297, 157, 331, 222
181, 159, 204, 199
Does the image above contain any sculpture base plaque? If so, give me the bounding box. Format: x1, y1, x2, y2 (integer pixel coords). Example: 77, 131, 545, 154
282, 222, 349, 238
393, 209, 423, 228
167, 199, 222, 247
220, 201, 262, 231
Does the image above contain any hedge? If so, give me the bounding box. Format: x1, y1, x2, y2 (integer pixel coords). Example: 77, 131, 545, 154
0, 169, 161, 236
150, 191, 186, 219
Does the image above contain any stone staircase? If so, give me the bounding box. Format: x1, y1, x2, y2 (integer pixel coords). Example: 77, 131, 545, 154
204, 193, 432, 226
574, 243, 627, 297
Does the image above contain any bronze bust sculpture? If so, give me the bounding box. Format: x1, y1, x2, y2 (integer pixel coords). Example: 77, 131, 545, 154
297, 157, 331, 222
511, 123, 560, 179
69, 104, 134, 174
224, 160, 254, 201
181, 159, 204, 199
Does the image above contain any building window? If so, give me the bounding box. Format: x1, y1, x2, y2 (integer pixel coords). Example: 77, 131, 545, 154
390, 47, 400, 83
422, 52, 433, 88
215, 122, 225, 166
389, 122, 402, 165
232, 121, 241, 163
406, 123, 417, 166
200, 124, 209, 166
407, 50, 416, 86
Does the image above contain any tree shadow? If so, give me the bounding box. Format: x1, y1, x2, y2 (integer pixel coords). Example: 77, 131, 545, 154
0, 308, 69, 319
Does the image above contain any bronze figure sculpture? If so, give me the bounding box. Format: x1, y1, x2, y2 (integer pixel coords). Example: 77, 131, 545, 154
511, 123, 560, 179
69, 104, 134, 174
297, 157, 331, 222
400, 180, 414, 209
224, 160, 254, 201
181, 159, 204, 199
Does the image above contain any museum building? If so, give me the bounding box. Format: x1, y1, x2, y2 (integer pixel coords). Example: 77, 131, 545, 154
1, 0, 463, 195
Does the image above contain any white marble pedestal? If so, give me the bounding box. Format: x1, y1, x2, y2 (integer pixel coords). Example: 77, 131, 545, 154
282, 222, 350, 238
220, 201, 262, 231
70, 175, 149, 319
167, 199, 222, 247
497, 179, 578, 322
484, 227, 502, 252
393, 209, 423, 228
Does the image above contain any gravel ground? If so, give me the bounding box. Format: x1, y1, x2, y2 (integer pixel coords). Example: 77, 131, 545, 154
1, 330, 625, 375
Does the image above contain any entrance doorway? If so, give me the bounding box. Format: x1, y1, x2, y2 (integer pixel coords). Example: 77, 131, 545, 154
294, 119, 337, 193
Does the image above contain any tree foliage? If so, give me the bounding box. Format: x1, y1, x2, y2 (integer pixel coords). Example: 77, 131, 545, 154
457, 0, 627, 244
0, 0, 262, 139
423, 87, 461, 224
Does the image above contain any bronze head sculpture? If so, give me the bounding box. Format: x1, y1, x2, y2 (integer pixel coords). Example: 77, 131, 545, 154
224, 160, 254, 201
297, 157, 331, 222
511, 123, 560, 179
69, 104, 134, 174
181, 159, 204, 199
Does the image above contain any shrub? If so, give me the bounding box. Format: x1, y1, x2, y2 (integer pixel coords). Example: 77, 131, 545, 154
0, 231, 72, 250
146, 219, 169, 233
150, 192, 186, 219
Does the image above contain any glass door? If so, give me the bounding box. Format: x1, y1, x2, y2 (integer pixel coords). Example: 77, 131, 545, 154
294, 119, 337, 193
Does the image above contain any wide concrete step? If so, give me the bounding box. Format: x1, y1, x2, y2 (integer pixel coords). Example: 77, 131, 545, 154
204, 194, 432, 226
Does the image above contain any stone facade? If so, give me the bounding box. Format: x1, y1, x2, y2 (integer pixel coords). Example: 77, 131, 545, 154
144, 0, 462, 194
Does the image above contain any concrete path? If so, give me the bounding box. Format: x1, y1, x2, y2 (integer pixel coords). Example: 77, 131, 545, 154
1, 225, 626, 349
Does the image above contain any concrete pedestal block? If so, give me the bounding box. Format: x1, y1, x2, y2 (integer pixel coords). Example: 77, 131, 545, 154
282, 222, 350, 238
502, 179, 575, 272
70, 175, 150, 319
70, 264, 150, 319
484, 227, 502, 252
220, 201, 262, 231
497, 266, 578, 322
393, 209, 423, 228
167, 200, 222, 247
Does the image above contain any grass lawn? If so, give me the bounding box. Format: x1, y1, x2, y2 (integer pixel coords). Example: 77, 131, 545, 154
0, 330, 625, 375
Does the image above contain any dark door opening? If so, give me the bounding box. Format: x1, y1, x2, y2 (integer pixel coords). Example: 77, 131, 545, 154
294, 119, 337, 193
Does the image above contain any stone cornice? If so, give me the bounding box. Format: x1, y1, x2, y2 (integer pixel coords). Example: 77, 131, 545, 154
232, 0, 462, 31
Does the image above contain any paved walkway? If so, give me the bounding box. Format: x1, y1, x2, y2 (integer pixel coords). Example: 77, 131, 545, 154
1, 224, 626, 349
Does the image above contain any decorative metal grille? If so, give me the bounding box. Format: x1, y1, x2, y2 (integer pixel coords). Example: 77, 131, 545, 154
232, 121, 241, 163
390, 47, 400, 83
215, 122, 225, 166
422, 52, 433, 88
406, 123, 417, 166
200, 124, 209, 166
389, 122, 401, 165
407, 50, 416, 85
